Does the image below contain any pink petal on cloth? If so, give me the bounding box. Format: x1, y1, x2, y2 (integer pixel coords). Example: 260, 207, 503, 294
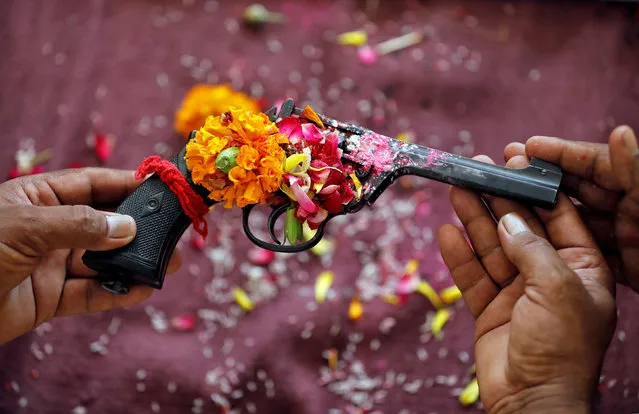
397, 273, 419, 294
171, 314, 197, 332
248, 247, 276, 266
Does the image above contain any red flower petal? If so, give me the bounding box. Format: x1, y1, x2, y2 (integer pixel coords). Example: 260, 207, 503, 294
190, 234, 205, 250
295, 205, 310, 221
171, 314, 197, 331
8, 167, 19, 179
68, 162, 86, 169
94, 134, 112, 163
248, 247, 275, 266
323, 191, 343, 214
340, 182, 355, 205
8, 165, 45, 179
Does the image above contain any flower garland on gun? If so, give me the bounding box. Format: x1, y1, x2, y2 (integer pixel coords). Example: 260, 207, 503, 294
184, 103, 363, 249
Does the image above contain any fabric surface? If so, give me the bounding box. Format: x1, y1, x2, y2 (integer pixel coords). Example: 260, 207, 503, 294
1, 1, 639, 413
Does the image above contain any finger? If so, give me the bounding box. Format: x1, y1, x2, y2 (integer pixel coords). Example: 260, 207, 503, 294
503, 142, 526, 162
611, 126, 639, 292
30, 249, 67, 325
10, 168, 141, 206
509, 141, 619, 211
560, 174, 619, 212
475, 276, 525, 341
3, 204, 136, 254
575, 206, 616, 252
479, 155, 548, 239
533, 189, 616, 295
497, 213, 588, 304
609, 125, 639, 192
437, 224, 499, 318
533, 191, 600, 252
525, 136, 622, 191
55, 279, 154, 317
67, 248, 183, 277
450, 158, 518, 286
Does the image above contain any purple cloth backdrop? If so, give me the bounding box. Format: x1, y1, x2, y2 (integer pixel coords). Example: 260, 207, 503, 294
1, 0, 638, 413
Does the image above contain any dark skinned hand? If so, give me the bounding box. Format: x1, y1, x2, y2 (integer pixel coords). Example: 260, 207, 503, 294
505, 125, 639, 292
438, 153, 616, 414
0, 168, 181, 344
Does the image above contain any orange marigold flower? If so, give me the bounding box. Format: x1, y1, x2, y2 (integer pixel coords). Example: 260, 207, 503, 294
185, 106, 288, 209
174, 84, 261, 139
236, 145, 260, 170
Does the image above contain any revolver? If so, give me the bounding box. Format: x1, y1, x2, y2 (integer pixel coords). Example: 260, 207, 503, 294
82, 99, 562, 295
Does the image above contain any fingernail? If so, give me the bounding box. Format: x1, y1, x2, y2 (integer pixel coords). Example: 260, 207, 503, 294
501, 213, 530, 235
106, 215, 135, 239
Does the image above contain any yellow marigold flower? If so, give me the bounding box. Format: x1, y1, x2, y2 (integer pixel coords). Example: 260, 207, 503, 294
174, 84, 261, 139
185, 106, 288, 209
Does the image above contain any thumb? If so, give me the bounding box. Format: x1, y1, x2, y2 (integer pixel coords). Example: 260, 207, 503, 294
497, 213, 581, 303
12, 205, 136, 253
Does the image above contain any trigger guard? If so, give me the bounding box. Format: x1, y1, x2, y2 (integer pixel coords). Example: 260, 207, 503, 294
267, 203, 291, 245
242, 204, 337, 253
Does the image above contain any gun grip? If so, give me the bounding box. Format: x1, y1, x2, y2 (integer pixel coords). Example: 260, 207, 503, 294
82, 133, 212, 293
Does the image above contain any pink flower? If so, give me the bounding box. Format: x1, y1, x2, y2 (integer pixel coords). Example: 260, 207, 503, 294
278, 117, 324, 146
278, 117, 303, 144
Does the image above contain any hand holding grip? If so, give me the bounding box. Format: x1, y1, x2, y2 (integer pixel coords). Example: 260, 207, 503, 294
82, 139, 214, 293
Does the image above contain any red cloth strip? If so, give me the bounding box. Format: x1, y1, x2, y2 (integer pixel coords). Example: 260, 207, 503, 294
135, 156, 209, 239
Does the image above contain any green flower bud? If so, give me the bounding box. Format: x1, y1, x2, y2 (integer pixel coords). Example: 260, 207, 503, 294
285, 207, 303, 245
215, 147, 240, 174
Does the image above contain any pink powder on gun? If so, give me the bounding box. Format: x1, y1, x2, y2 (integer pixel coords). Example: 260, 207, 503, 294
425, 149, 447, 167
350, 132, 394, 172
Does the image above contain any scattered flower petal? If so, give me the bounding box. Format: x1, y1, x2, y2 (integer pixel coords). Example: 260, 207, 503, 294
248, 247, 275, 266
348, 297, 363, 321
190, 234, 206, 250
171, 314, 197, 331
357, 45, 378, 65
440, 285, 462, 305
94, 133, 114, 163
459, 378, 479, 406
431, 309, 450, 337
326, 348, 338, 370
233, 288, 254, 311
315, 271, 334, 303
416, 281, 444, 309
337, 30, 368, 47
